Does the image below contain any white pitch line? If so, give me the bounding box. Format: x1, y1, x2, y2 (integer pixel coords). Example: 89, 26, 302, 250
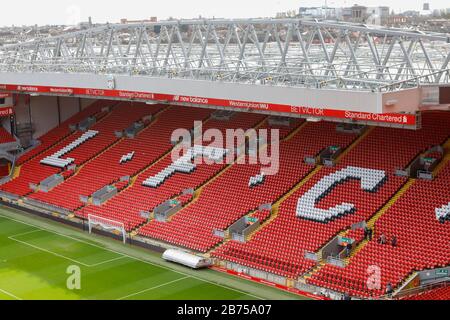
8, 236, 92, 267
0, 213, 264, 300
1, 213, 123, 253
88, 256, 127, 267
8, 235, 126, 268
0, 288, 22, 300
9, 229, 43, 238
117, 276, 190, 300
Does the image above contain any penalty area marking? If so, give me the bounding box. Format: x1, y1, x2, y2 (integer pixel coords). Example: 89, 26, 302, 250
0, 213, 264, 300
117, 276, 190, 300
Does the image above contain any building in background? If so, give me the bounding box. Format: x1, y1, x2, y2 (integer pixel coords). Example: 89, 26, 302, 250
121, 17, 158, 24
299, 4, 390, 25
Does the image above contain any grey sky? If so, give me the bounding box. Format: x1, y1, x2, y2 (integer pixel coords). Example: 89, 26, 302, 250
2, 0, 449, 26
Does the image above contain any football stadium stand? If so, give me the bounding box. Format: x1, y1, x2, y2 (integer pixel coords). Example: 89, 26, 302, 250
0, 100, 449, 300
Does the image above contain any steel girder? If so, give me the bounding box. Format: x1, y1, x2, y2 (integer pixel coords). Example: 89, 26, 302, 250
0, 18, 449, 92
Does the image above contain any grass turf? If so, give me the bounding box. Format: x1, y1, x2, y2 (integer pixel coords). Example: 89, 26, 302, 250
0, 206, 309, 300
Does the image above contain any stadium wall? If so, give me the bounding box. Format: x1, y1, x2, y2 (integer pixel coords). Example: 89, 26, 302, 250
13, 95, 96, 139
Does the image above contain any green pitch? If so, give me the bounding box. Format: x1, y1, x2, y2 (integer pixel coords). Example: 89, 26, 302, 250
0, 206, 307, 300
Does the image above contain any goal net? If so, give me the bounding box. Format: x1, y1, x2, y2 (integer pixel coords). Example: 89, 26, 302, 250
88, 214, 126, 244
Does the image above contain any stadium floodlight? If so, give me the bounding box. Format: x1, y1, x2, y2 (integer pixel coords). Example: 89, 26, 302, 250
88, 214, 126, 244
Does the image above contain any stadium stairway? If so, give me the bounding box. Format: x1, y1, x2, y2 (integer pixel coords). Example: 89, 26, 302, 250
75, 107, 254, 230
125, 114, 271, 232
213, 126, 374, 280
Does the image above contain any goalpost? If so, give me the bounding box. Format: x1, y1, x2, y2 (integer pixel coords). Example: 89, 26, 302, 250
87, 214, 127, 244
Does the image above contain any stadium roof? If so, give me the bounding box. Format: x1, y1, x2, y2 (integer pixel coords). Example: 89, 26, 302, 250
0, 18, 449, 93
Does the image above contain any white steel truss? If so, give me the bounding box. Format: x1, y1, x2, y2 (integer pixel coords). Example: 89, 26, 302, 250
0, 18, 449, 92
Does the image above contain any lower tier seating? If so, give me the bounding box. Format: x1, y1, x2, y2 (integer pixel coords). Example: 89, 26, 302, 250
403, 286, 450, 300
16, 100, 110, 165
77, 112, 268, 231
0, 126, 16, 144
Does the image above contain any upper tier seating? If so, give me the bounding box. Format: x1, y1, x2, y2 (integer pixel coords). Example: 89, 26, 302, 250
139, 121, 359, 252
0, 127, 16, 144
16, 100, 111, 165
213, 112, 450, 281
1, 102, 164, 198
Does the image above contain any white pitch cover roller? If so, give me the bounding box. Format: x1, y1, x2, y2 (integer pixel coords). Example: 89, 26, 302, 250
162, 249, 212, 269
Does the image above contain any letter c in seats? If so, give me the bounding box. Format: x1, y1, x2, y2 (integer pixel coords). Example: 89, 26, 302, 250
296, 166, 387, 222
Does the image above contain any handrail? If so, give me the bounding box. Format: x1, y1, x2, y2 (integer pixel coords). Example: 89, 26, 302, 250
377, 277, 449, 300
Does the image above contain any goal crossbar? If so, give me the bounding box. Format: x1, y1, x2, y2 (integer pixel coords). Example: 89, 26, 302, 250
87, 214, 126, 244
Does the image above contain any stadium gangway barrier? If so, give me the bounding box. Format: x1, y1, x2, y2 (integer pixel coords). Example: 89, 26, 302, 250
22, 197, 73, 216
